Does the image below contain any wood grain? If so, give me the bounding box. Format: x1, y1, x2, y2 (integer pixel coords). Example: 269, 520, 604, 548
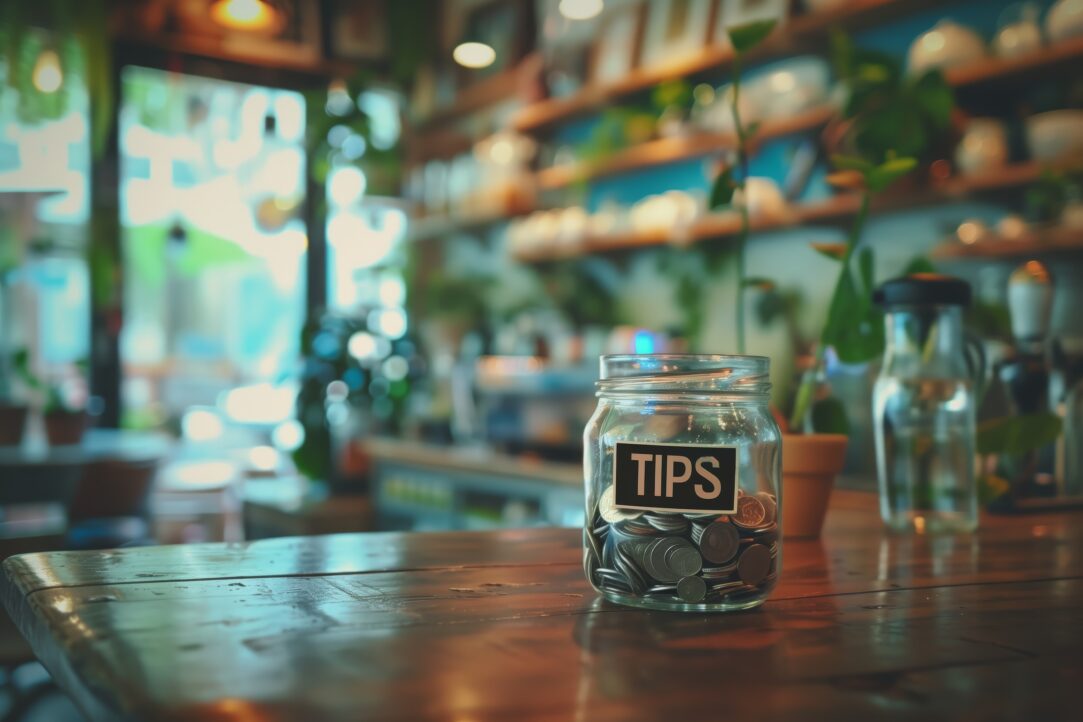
4, 491, 1083, 721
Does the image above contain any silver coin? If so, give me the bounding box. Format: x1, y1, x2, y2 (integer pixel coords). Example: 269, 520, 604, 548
676, 576, 707, 603
701, 561, 738, 579
598, 485, 641, 523
737, 543, 772, 586
665, 543, 703, 578
647, 537, 684, 583
699, 521, 740, 565
645, 513, 690, 534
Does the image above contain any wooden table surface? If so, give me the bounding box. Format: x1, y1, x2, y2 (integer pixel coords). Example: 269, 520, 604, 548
2, 490, 1081, 721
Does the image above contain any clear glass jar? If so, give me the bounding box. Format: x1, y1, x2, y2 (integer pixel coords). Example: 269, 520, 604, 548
583, 354, 782, 612
872, 275, 979, 533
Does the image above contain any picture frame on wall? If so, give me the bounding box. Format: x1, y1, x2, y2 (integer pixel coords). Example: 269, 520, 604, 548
328, 0, 388, 61
640, 0, 714, 69
714, 0, 789, 46
591, 6, 642, 84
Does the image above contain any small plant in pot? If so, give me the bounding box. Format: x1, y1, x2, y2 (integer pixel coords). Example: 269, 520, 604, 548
0, 352, 29, 446
42, 382, 89, 446
709, 25, 953, 537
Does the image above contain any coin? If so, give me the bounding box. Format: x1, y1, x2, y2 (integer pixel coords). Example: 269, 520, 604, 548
737, 543, 772, 586
644, 538, 679, 583
676, 575, 707, 603
598, 485, 642, 523
733, 495, 767, 529
699, 521, 740, 564
755, 491, 777, 524
645, 512, 690, 535
665, 543, 703, 578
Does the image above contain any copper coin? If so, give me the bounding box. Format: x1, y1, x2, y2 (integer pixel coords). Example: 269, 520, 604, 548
755, 491, 777, 524
699, 521, 740, 564
733, 495, 767, 529
737, 543, 772, 586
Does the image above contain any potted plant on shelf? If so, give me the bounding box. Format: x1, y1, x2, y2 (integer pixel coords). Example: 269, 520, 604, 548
709, 24, 954, 536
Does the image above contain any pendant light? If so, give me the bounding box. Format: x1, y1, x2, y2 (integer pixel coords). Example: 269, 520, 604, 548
209, 0, 284, 33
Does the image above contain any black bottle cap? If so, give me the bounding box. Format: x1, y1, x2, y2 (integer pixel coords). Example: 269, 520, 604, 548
873, 273, 972, 308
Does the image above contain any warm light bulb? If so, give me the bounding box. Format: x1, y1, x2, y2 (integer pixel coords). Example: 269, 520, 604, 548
210, 0, 280, 32
559, 0, 604, 20
453, 41, 496, 69
32, 49, 63, 94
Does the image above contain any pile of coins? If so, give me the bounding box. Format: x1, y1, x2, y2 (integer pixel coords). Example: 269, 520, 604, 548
584, 486, 778, 605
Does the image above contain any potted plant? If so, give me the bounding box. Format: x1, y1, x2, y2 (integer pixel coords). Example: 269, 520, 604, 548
0, 351, 29, 446
709, 25, 954, 536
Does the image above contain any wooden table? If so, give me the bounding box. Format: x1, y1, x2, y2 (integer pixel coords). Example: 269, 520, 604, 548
2, 490, 1081, 721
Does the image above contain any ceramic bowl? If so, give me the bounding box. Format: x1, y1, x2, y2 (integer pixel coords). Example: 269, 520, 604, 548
908, 20, 986, 75
1025, 110, 1083, 161
748, 56, 831, 119
955, 118, 1009, 175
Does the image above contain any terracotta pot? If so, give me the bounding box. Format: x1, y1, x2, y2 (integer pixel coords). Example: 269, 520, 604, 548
44, 410, 88, 446
782, 433, 848, 538
0, 403, 28, 446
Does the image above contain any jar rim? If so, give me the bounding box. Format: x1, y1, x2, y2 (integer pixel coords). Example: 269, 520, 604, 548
597, 354, 770, 395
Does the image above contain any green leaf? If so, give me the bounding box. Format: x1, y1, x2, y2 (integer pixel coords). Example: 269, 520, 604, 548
867, 156, 917, 192
910, 70, 954, 130
811, 396, 850, 435
977, 413, 1063, 456
709, 167, 737, 209
727, 19, 777, 54
858, 246, 875, 295
822, 264, 884, 363
830, 154, 874, 173
902, 255, 936, 275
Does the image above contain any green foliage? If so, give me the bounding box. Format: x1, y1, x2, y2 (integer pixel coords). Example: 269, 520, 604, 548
966, 301, 1011, 342
709, 167, 737, 209
1024, 169, 1083, 223
651, 79, 692, 113
831, 30, 954, 163
977, 413, 1063, 456
821, 246, 883, 364
811, 396, 850, 435
424, 275, 491, 326
727, 20, 778, 54
538, 262, 621, 330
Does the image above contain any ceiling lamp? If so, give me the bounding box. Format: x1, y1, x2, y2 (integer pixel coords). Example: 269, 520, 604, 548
31, 48, 63, 94
209, 0, 284, 33
453, 40, 496, 69
559, 0, 604, 21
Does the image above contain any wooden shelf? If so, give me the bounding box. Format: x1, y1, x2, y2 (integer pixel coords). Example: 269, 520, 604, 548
511, 14, 1083, 135
946, 35, 1083, 87
536, 105, 836, 190
933, 226, 1083, 259
513, 162, 1059, 262
510, 0, 943, 134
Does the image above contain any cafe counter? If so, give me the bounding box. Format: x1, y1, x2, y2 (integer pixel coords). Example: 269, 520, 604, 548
2, 489, 1080, 720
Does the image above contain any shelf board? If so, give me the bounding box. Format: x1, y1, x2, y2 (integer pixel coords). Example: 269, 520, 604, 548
946, 35, 1083, 87
510, 0, 942, 134
513, 162, 1061, 262
932, 226, 1083, 259
511, 14, 1083, 135
537, 105, 836, 190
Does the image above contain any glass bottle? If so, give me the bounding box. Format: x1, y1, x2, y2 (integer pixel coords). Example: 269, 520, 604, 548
583, 355, 782, 612
872, 275, 979, 533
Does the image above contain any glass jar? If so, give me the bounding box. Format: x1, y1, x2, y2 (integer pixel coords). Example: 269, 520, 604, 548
872, 274, 979, 533
583, 354, 782, 612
